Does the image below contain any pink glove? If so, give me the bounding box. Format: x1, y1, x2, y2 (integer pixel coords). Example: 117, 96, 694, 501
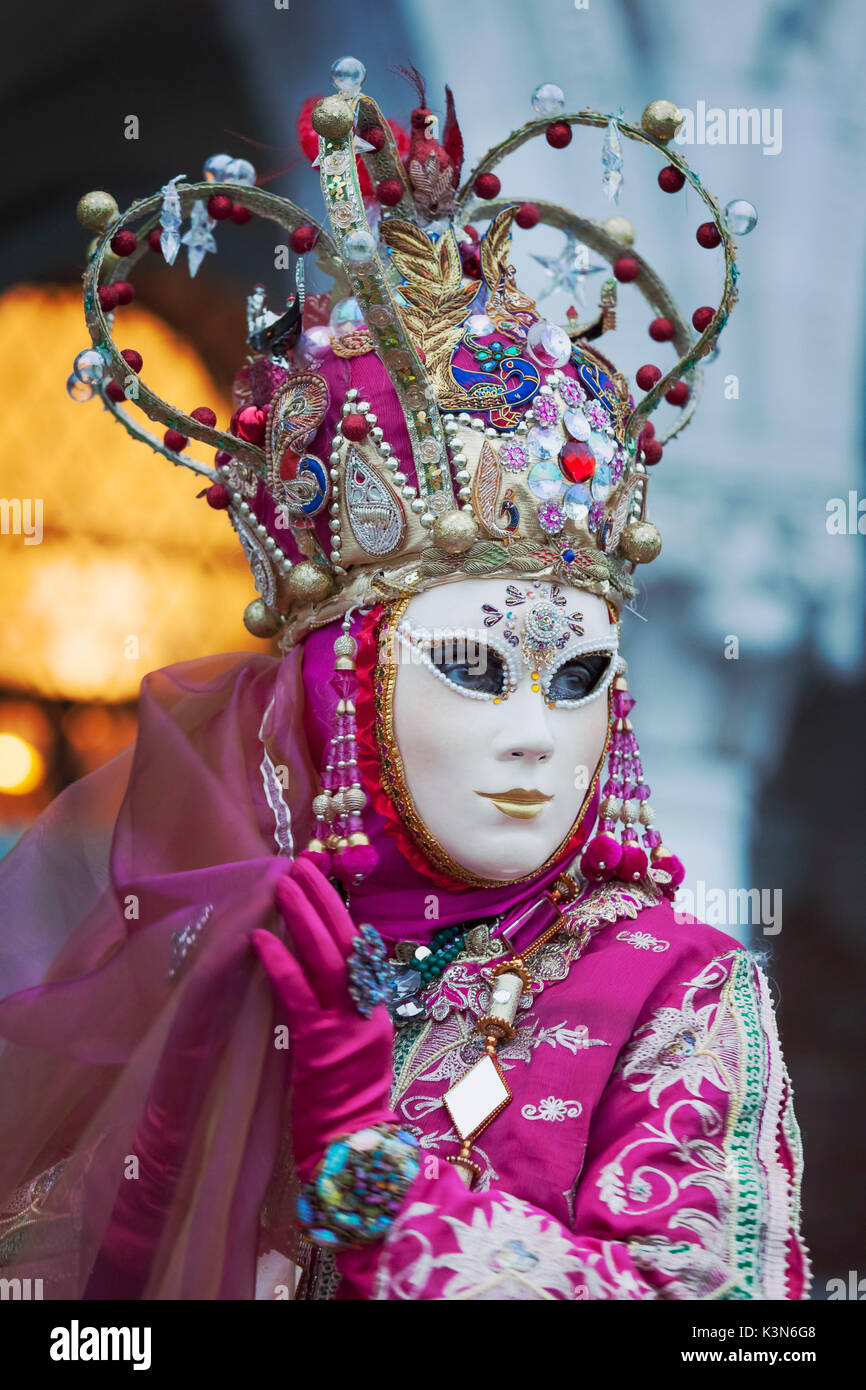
251, 855, 397, 1182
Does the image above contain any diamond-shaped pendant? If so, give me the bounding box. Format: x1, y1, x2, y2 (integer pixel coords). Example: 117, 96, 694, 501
443, 1053, 512, 1142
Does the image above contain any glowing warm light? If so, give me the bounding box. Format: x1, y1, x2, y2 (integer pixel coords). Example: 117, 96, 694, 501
0, 285, 262, 701
0, 733, 45, 794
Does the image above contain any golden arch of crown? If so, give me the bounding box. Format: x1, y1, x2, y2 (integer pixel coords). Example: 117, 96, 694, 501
73, 59, 742, 644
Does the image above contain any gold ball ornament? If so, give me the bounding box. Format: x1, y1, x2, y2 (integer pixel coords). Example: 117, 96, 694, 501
641, 100, 684, 144
283, 560, 333, 604
76, 190, 120, 232
431, 510, 479, 555
311, 96, 355, 140
243, 599, 281, 638
620, 521, 662, 565
601, 215, 635, 247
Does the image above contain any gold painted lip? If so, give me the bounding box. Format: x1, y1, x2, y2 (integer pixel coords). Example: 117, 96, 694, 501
474, 788, 554, 820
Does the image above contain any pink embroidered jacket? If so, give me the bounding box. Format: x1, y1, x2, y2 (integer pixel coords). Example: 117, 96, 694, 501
297, 880, 810, 1300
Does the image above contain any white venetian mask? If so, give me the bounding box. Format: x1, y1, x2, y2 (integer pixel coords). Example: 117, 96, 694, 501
388, 577, 617, 883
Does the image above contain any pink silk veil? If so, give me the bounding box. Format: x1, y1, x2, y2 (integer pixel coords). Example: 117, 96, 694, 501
0, 616, 599, 1299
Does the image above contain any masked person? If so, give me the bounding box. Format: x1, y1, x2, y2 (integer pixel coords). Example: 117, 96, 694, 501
0, 63, 809, 1300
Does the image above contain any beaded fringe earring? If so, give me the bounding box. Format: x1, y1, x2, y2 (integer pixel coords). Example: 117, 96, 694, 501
580, 668, 685, 897
305, 611, 379, 887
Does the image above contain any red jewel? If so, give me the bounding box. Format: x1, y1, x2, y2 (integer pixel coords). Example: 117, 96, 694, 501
120, 348, 143, 373
110, 228, 137, 256
361, 125, 386, 151
635, 364, 661, 391
113, 281, 135, 305
473, 172, 501, 199
642, 420, 655, 439
613, 256, 640, 283
105, 381, 125, 403
147, 226, 164, 254
341, 413, 369, 442
643, 439, 664, 465
545, 121, 572, 148
207, 194, 234, 221
515, 202, 540, 229
98, 285, 119, 311
164, 428, 188, 452
692, 305, 714, 332
289, 224, 318, 254
459, 243, 482, 278
649, 317, 674, 342
559, 439, 595, 484
463, 224, 479, 243
376, 178, 404, 206
657, 166, 685, 193
665, 381, 690, 406
190, 406, 217, 426
696, 222, 722, 249
230, 204, 252, 225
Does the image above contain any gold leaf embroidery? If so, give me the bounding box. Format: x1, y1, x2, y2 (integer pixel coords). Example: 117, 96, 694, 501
470, 439, 509, 540
380, 220, 478, 394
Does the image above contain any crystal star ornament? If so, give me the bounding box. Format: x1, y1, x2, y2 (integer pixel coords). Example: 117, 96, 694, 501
181, 201, 218, 277
531, 236, 607, 310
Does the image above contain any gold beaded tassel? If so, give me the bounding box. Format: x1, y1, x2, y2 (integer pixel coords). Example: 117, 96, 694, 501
305, 611, 379, 887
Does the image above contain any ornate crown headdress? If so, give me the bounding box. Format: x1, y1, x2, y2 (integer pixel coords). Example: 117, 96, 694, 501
72, 57, 746, 648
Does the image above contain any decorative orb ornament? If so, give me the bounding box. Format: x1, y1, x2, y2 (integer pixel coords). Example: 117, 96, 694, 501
613, 256, 640, 283
640, 100, 684, 144
665, 381, 690, 406
311, 96, 355, 140
76, 190, 119, 232
635, 364, 662, 391
73, 348, 105, 384
290, 224, 318, 254
204, 154, 233, 182
376, 178, 404, 206
243, 599, 281, 638
649, 317, 675, 342
531, 83, 565, 117
473, 172, 501, 200
526, 318, 572, 370
692, 305, 714, 333
296, 325, 332, 366
330, 56, 367, 95
432, 510, 479, 554
545, 122, 572, 149
696, 222, 722, 249
66, 374, 95, 402
285, 561, 333, 604
330, 296, 366, 338
601, 215, 635, 246
515, 202, 540, 229
620, 521, 662, 564
110, 229, 137, 257
657, 165, 685, 193
724, 199, 758, 236
342, 228, 377, 264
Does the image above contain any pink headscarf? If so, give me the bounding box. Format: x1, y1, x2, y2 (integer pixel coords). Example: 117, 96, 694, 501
0, 609, 599, 1298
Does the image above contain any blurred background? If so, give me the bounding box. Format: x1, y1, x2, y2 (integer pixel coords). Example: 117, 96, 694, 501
1, 0, 863, 1294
